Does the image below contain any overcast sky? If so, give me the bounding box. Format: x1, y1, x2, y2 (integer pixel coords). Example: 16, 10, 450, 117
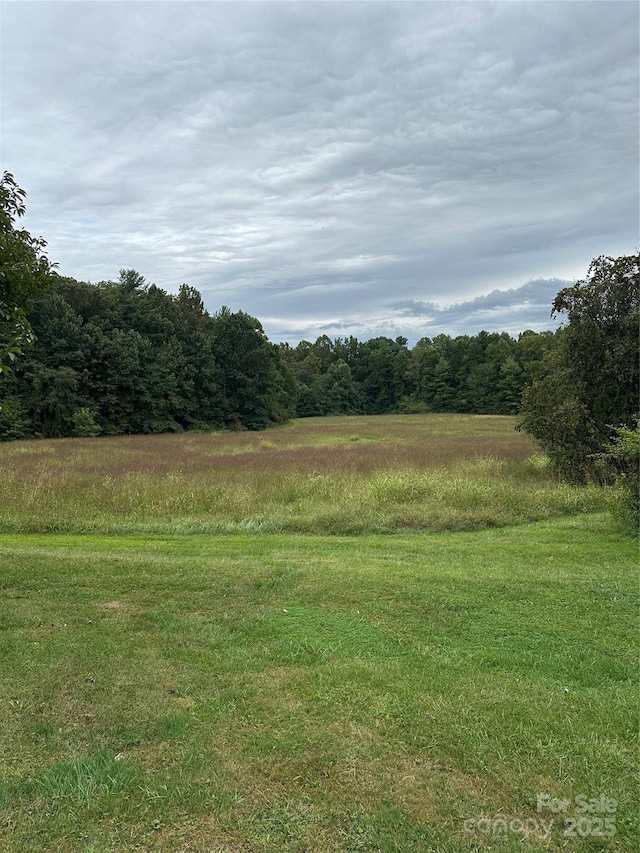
1, 1, 638, 344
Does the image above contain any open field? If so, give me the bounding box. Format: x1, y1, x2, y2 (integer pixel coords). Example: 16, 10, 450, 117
0, 516, 637, 852
0, 415, 606, 535
0, 415, 635, 851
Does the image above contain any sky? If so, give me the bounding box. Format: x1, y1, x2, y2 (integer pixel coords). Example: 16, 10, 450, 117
1, 1, 638, 345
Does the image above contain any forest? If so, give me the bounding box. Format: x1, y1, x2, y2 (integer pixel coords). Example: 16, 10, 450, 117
0, 268, 557, 441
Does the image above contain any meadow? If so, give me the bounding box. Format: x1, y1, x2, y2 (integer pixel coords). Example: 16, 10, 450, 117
0, 414, 637, 852
0, 414, 606, 535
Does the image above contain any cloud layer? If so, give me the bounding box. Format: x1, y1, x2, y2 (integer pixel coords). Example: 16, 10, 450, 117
1, 1, 637, 343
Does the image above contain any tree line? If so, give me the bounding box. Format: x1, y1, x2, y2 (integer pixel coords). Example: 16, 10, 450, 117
0, 272, 296, 439
0, 267, 558, 440
280, 328, 556, 419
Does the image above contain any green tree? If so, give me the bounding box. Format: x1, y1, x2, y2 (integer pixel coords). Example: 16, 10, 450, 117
356, 337, 409, 414
0, 172, 54, 373
316, 359, 360, 415
118, 268, 147, 292
515, 329, 558, 386
428, 354, 456, 412
405, 337, 439, 409
497, 355, 524, 414
23, 364, 80, 437
72, 407, 101, 437
211, 307, 295, 430
518, 254, 640, 482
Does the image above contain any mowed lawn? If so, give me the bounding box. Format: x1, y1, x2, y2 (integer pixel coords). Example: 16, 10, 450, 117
0, 416, 637, 851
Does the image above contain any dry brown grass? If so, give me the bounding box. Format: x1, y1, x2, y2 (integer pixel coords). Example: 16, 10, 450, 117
1, 414, 535, 478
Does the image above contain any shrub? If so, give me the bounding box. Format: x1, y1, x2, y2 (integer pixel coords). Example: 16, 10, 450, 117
72, 407, 101, 437
600, 422, 640, 532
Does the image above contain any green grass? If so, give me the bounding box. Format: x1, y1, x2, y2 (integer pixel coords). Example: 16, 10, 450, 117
0, 414, 606, 534
0, 415, 635, 850
0, 515, 637, 851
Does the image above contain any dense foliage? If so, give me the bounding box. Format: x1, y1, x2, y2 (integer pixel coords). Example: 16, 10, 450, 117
599, 422, 640, 530
518, 254, 639, 484
0, 271, 558, 440
0, 274, 295, 438
0, 171, 54, 373
280, 329, 556, 419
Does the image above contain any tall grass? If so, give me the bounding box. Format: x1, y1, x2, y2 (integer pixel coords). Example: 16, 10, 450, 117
0, 415, 606, 534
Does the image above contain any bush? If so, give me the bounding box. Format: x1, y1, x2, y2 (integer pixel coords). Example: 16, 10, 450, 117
600, 423, 640, 532
72, 407, 101, 437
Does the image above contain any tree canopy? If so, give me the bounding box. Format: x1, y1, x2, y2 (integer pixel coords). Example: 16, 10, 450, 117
518, 253, 639, 482
0, 270, 558, 441
281, 328, 555, 419
0, 172, 54, 373
0, 276, 295, 439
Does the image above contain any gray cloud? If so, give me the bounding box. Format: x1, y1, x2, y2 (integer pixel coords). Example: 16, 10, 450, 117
1, 1, 637, 345
265, 276, 567, 345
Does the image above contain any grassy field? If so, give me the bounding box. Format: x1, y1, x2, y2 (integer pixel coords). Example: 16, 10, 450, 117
0, 415, 637, 852
0, 414, 606, 535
